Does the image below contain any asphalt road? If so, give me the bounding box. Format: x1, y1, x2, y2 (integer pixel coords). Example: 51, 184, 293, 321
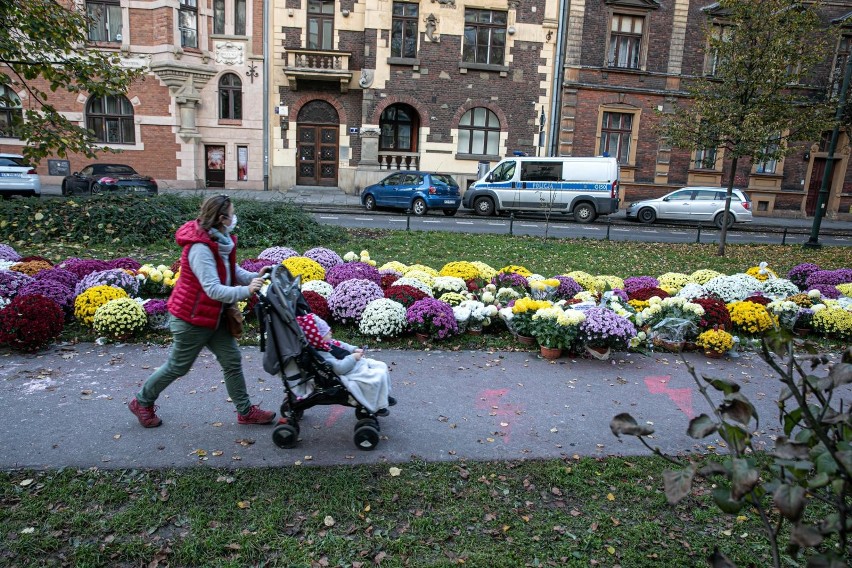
0, 341, 834, 470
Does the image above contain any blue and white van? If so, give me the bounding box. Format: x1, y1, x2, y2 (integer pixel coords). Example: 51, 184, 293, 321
461, 156, 620, 223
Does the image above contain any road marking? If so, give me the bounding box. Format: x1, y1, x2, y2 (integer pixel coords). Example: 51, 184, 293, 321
752, 234, 769, 239
582, 226, 601, 231
612, 228, 630, 232
388, 219, 406, 223
354, 217, 374, 221
456, 221, 474, 225
423, 220, 440, 223
519, 223, 538, 227
670, 231, 687, 235
488, 222, 507, 226
474, 388, 524, 445
641, 229, 659, 233
318, 216, 339, 220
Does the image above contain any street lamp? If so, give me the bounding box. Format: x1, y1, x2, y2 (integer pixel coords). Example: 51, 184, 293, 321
805, 45, 852, 248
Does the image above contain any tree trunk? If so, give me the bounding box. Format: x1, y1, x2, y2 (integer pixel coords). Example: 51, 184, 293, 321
716, 156, 739, 256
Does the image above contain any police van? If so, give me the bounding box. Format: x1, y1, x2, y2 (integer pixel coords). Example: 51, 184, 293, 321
461, 156, 620, 223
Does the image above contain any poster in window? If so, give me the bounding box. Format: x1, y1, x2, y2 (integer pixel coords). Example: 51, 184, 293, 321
237, 146, 248, 181
207, 146, 225, 170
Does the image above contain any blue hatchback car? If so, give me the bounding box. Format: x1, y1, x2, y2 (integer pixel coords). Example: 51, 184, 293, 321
361, 171, 462, 216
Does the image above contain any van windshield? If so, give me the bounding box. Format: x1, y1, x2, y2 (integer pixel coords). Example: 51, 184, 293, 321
491, 161, 516, 182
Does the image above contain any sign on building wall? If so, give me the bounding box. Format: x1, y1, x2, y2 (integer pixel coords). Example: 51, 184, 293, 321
47, 159, 70, 176
237, 146, 248, 181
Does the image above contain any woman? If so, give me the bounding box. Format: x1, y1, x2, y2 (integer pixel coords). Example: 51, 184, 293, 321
129, 195, 275, 427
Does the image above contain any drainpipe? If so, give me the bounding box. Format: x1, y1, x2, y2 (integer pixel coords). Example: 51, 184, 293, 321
262, 0, 269, 190
547, 0, 568, 157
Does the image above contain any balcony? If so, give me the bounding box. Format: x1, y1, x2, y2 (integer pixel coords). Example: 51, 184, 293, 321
282, 49, 353, 93
378, 151, 420, 171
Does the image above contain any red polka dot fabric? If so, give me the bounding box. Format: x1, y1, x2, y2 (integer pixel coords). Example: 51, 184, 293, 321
296, 314, 331, 351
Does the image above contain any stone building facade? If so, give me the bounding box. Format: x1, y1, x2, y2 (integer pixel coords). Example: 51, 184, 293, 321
560, 0, 852, 219
0, 0, 267, 189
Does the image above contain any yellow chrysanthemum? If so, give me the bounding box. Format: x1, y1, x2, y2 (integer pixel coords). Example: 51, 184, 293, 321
282, 256, 325, 283
379, 261, 408, 274
498, 265, 533, 277
404, 264, 438, 277
812, 306, 852, 340
470, 261, 497, 280
727, 300, 778, 335
439, 261, 480, 281
658, 272, 691, 292
596, 274, 624, 291
696, 329, 734, 354
405, 269, 435, 288
746, 265, 778, 282
93, 298, 147, 339
511, 297, 552, 314
74, 285, 128, 327
564, 271, 598, 292
690, 269, 722, 285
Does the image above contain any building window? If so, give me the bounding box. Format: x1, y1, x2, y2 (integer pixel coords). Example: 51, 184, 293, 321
463, 9, 507, 66
693, 147, 718, 170
457, 107, 500, 156
391, 2, 419, 59
213, 0, 225, 34
308, 0, 334, 51
87, 0, 122, 43
86, 95, 135, 144
756, 135, 780, 174
235, 0, 246, 35
380, 104, 418, 151
0, 85, 22, 138
179, 0, 198, 48
219, 74, 242, 120
832, 35, 851, 96
599, 112, 633, 163
704, 24, 732, 76
608, 14, 643, 69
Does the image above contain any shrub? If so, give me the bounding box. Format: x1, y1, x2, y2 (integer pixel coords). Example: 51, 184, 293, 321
623, 276, 659, 294
628, 287, 670, 302
728, 300, 777, 335
326, 262, 382, 287
301, 280, 333, 299
303, 247, 344, 271
327, 279, 384, 324
358, 298, 408, 337
693, 297, 732, 331
439, 261, 480, 281
57, 258, 110, 279
108, 257, 141, 271
93, 298, 148, 340
811, 306, 852, 340
406, 298, 458, 339
143, 299, 170, 329
240, 258, 276, 273
281, 256, 325, 283
10, 260, 52, 276
0, 294, 65, 352
74, 285, 128, 327
75, 268, 139, 297
302, 290, 331, 321
787, 263, 820, 290
19, 279, 75, 314
807, 284, 841, 300
380, 273, 400, 290
0, 270, 34, 300
33, 267, 79, 289
0, 244, 21, 262
385, 284, 428, 307
258, 246, 298, 263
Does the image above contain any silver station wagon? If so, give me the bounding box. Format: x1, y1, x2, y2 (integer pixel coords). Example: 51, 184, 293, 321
626, 186, 753, 229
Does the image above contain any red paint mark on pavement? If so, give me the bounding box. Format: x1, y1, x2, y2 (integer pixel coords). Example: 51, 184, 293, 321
643, 375, 695, 419
324, 405, 347, 428
475, 389, 524, 444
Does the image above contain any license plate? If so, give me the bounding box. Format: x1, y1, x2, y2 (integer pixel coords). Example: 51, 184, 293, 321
133, 187, 149, 192
0, 172, 22, 177
444, 200, 455, 204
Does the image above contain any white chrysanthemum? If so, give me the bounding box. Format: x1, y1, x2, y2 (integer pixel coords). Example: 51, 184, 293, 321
343, 251, 358, 262
301, 280, 334, 299
527, 274, 545, 282
379, 261, 407, 274
358, 298, 407, 337
762, 278, 800, 301
391, 277, 433, 296
495, 287, 520, 303
676, 283, 707, 301
432, 276, 467, 295
704, 273, 763, 303
405, 269, 435, 288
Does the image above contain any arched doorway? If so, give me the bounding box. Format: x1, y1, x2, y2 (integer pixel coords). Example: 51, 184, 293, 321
297, 100, 339, 186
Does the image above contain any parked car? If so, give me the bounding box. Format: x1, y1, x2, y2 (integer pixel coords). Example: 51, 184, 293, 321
626, 187, 753, 229
361, 171, 461, 216
0, 153, 41, 198
61, 164, 158, 196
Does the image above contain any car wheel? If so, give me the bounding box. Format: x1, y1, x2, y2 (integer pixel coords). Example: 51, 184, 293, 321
473, 196, 495, 217
90, 182, 103, 195
412, 198, 427, 216
443, 209, 458, 216
638, 207, 656, 224
573, 202, 597, 224
61, 182, 69, 197
714, 212, 735, 230
364, 194, 376, 211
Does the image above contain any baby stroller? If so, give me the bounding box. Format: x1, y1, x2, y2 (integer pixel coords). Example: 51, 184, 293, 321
255, 264, 384, 451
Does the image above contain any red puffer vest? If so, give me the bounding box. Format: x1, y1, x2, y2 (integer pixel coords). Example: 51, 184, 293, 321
167, 220, 238, 329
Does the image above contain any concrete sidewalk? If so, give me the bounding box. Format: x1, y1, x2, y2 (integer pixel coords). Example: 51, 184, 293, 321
0, 341, 810, 470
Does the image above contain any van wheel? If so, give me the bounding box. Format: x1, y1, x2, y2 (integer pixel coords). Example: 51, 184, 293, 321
412, 198, 427, 216
573, 202, 597, 224
714, 212, 735, 230
473, 196, 495, 216
638, 208, 656, 224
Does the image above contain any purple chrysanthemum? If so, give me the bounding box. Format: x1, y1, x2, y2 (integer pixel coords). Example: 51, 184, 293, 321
492, 272, 529, 290
611, 288, 629, 303
240, 257, 276, 273
75, 268, 140, 297
19, 279, 75, 313
143, 298, 169, 316
787, 263, 821, 290
258, 246, 299, 263
552, 275, 582, 300
0, 244, 21, 262
303, 247, 344, 271
58, 258, 110, 279
406, 297, 458, 339
805, 269, 852, 289
623, 276, 660, 294
579, 307, 636, 350
108, 257, 142, 271
33, 268, 80, 289
0, 270, 34, 300
326, 262, 382, 287
807, 284, 841, 300
327, 278, 384, 323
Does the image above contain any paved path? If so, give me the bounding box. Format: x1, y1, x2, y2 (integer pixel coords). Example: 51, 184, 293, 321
0, 342, 817, 470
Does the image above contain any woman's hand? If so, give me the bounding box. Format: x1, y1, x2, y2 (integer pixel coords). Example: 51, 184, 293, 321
258, 266, 273, 278
248, 277, 265, 294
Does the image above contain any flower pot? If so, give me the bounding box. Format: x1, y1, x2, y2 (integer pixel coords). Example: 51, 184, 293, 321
703, 349, 724, 359
653, 338, 685, 353
684, 341, 699, 352
517, 334, 536, 346
415, 332, 430, 344
540, 346, 562, 360
467, 327, 483, 336
585, 345, 611, 360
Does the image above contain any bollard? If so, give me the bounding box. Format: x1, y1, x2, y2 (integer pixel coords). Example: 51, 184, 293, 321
782, 227, 787, 245
696, 223, 702, 244
606, 218, 611, 241
509, 212, 515, 236
405, 209, 411, 231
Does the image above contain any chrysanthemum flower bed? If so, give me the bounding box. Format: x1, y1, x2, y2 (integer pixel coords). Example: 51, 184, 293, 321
0, 243, 850, 356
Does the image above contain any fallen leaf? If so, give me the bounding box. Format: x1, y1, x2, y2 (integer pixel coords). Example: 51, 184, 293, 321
19, 479, 34, 487
607, 546, 615, 555
212, 422, 223, 427
607, 493, 615, 501
21, 527, 35, 534
323, 515, 335, 527
237, 501, 251, 509
113, 434, 121, 440
389, 467, 401, 477
211, 450, 224, 457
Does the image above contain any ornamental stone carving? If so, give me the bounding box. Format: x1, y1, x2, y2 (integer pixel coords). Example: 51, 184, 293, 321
215, 41, 245, 66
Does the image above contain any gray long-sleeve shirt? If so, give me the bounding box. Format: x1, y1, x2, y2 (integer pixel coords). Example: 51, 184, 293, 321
187, 243, 259, 305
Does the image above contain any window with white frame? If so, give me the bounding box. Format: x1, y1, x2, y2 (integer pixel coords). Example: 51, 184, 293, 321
704, 24, 732, 76
832, 35, 851, 97
391, 2, 419, 59
0, 85, 22, 138
694, 147, 717, 169
462, 9, 507, 66
86, 94, 135, 144
756, 134, 780, 174
599, 111, 634, 163
179, 0, 198, 48
457, 107, 500, 156
87, 0, 122, 43
608, 14, 643, 69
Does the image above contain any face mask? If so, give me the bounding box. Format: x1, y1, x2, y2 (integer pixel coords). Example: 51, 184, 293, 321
225, 213, 238, 232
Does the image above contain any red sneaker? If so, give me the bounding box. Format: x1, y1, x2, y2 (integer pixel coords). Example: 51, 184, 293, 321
237, 405, 275, 425
129, 398, 162, 428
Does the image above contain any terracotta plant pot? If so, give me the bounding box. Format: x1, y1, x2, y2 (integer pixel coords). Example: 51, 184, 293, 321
467, 327, 483, 336
516, 334, 536, 346
703, 349, 724, 359
415, 332, 430, 344
540, 346, 562, 360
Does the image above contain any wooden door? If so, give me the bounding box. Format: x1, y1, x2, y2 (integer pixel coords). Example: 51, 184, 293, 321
297, 125, 338, 186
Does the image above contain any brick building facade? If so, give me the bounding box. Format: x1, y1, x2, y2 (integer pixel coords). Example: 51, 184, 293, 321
560, 0, 852, 219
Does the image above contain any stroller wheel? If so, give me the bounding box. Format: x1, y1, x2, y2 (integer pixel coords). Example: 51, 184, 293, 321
355, 418, 380, 432
353, 423, 380, 451
272, 424, 299, 449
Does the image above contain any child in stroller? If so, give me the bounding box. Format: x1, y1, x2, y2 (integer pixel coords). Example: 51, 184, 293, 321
256, 265, 393, 451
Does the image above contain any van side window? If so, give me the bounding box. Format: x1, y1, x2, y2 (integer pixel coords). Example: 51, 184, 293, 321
521, 161, 562, 182
491, 161, 516, 182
